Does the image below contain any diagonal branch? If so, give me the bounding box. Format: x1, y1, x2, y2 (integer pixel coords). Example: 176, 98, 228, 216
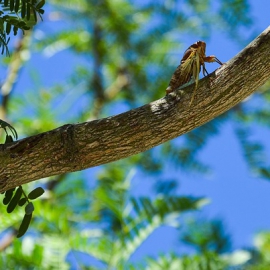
1, 26, 270, 192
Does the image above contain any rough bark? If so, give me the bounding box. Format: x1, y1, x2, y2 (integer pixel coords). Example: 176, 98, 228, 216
1, 26, 270, 192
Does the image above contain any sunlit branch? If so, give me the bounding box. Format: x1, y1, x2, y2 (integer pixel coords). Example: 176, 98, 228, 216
0, 26, 270, 193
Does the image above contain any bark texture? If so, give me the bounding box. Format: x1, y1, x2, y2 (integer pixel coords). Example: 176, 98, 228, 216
1, 26, 270, 192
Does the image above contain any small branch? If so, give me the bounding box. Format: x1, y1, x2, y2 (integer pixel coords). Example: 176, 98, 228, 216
0, 230, 16, 251
0, 26, 270, 192
0, 31, 32, 120
90, 23, 105, 119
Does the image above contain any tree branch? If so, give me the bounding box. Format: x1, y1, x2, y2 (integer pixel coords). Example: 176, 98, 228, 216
0, 31, 32, 120
1, 26, 270, 192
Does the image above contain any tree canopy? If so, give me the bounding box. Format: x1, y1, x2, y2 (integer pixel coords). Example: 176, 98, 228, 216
1, 0, 270, 269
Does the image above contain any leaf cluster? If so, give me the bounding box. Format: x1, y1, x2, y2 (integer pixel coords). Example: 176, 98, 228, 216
0, 119, 18, 142
1, 0, 269, 268
0, 0, 45, 55
146, 252, 228, 270
2, 186, 44, 237
70, 195, 207, 268
1, 122, 45, 238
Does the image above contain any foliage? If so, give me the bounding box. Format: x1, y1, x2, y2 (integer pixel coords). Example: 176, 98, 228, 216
243, 232, 270, 270
0, 0, 270, 269
0, 122, 44, 238
0, 119, 17, 141
1, 183, 44, 238
0, 0, 45, 55
146, 252, 228, 270
181, 219, 231, 254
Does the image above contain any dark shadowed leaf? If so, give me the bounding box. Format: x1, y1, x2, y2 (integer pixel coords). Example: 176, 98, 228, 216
26, 3, 31, 20
17, 213, 32, 238
13, 26, 18, 36
28, 187, 45, 200
21, 1, 26, 18
18, 197, 27, 206
36, 0, 45, 9
25, 202, 34, 215
6, 23, 11, 35
7, 187, 22, 213
5, 135, 13, 143
3, 196, 11, 205
15, 0, 20, 13
10, 0, 15, 11
3, 188, 15, 205
5, 188, 16, 194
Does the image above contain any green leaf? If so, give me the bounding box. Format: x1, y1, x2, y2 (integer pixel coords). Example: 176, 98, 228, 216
18, 197, 27, 206
28, 187, 44, 200
7, 186, 23, 213
26, 2, 31, 20
4, 0, 8, 7
3, 196, 11, 205
33, 7, 37, 22
22, 26, 30, 30
17, 213, 32, 238
25, 202, 34, 215
13, 26, 18, 35
131, 197, 140, 214
36, 0, 45, 9
21, 1, 26, 18
15, 0, 20, 13
0, 20, 3, 32
3, 187, 15, 205
0, 119, 18, 140
5, 134, 13, 143
10, 0, 14, 11
3, 188, 15, 205
6, 22, 11, 35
